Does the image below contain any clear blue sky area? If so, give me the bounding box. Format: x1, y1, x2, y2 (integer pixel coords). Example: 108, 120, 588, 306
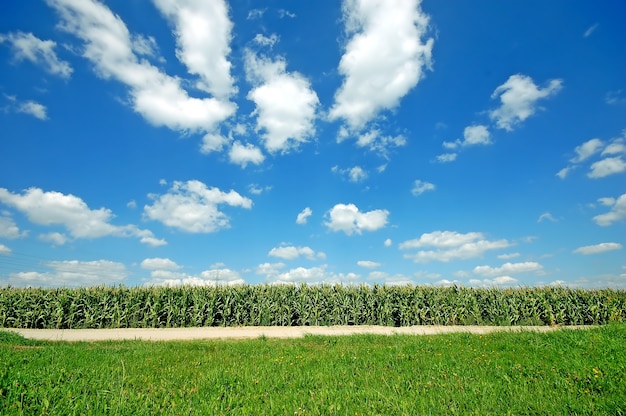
1, 0, 625, 288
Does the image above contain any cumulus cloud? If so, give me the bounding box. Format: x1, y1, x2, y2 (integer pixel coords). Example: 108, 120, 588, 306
4, 260, 127, 288
144, 180, 252, 233
332, 165, 368, 182
228, 141, 265, 168
593, 193, 626, 226
258, 264, 360, 285
558, 134, 626, 179
352, 129, 407, 157
244, 50, 319, 154
587, 157, 626, 178
0, 244, 11, 255
144, 266, 245, 287
0, 31, 73, 78
268, 245, 324, 261
489, 74, 562, 131
411, 179, 435, 196
0, 187, 165, 246
17, 100, 47, 120
141, 257, 182, 270
570, 138, 604, 163
325, 203, 389, 235
468, 276, 518, 287
0, 216, 26, 239
573, 242, 622, 255
38, 232, 69, 245
384, 238, 392, 247
48, 0, 236, 134
399, 230, 511, 263
445, 125, 491, 149
357, 260, 381, 269
435, 153, 457, 163
152, 0, 236, 99
473, 261, 543, 277
296, 207, 312, 225
329, 0, 433, 131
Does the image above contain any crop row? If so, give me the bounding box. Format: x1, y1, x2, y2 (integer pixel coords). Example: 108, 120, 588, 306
1, 285, 624, 329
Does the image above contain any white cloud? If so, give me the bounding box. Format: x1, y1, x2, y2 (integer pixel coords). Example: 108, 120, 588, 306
435, 153, 457, 163
598, 197, 615, 207
571, 138, 604, 163
537, 212, 558, 223
411, 179, 435, 196
253, 33, 279, 48
497, 252, 520, 260
489, 74, 562, 131
228, 141, 265, 168
248, 184, 271, 195
605, 90, 625, 105
145, 267, 245, 287
469, 276, 518, 287
38, 232, 69, 245
583, 23, 599, 38
152, 0, 236, 99
384, 238, 392, 247
141, 257, 182, 270
357, 260, 381, 269
245, 50, 319, 154
332, 165, 368, 182
400, 230, 511, 263
473, 261, 543, 277
573, 242, 622, 255
200, 133, 230, 154
354, 129, 407, 157
48, 0, 236, 134
268, 245, 323, 261
5, 260, 127, 288
587, 156, 626, 178
0, 187, 164, 246
0, 244, 11, 255
556, 166, 574, 179
259, 264, 360, 285
17, 100, 47, 120
278, 9, 296, 19
329, 0, 433, 131
0, 216, 26, 239
325, 203, 389, 235
0, 31, 73, 78
296, 207, 312, 225
593, 193, 626, 226
602, 137, 626, 156
144, 180, 252, 233
247, 8, 265, 20
462, 124, 491, 146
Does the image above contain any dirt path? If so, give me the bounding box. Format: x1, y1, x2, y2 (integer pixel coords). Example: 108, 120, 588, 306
5, 325, 594, 342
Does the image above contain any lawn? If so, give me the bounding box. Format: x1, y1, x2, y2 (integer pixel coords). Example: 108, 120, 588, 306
1, 324, 625, 415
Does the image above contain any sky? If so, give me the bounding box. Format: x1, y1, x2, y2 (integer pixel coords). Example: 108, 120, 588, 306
0, 0, 625, 289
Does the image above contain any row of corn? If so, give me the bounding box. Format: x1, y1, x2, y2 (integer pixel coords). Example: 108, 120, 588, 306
0, 285, 624, 329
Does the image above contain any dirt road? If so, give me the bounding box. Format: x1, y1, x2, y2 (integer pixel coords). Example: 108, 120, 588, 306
5, 325, 593, 342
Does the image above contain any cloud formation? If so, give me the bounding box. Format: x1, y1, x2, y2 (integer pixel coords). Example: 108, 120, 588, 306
329, 0, 433, 131
144, 180, 252, 233
245, 50, 319, 154
573, 242, 622, 255
5, 260, 127, 287
400, 230, 511, 263
0, 187, 165, 246
268, 245, 325, 260
296, 207, 312, 225
0, 31, 73, 78
489, 74, 562, 131
48, 0, 236, 133
325, 203, 389, 235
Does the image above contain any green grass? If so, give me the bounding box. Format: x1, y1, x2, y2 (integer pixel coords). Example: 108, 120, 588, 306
1, 325, 625, 415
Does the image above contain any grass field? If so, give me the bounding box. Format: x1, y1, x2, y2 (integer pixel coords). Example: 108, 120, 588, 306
1, 325, 625, 415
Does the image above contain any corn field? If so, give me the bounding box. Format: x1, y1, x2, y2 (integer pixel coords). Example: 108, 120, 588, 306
0, 285, 624, 329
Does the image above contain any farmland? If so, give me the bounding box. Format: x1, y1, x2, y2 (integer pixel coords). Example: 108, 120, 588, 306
1, 285, 625, 329
2, 324, 626, 415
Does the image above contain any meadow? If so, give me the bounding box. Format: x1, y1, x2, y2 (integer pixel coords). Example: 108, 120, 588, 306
1, 285, 625, 329
1, 324, 625, 415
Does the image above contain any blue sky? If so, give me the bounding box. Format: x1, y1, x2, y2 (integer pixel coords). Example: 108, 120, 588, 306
1, 0, 625, 288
